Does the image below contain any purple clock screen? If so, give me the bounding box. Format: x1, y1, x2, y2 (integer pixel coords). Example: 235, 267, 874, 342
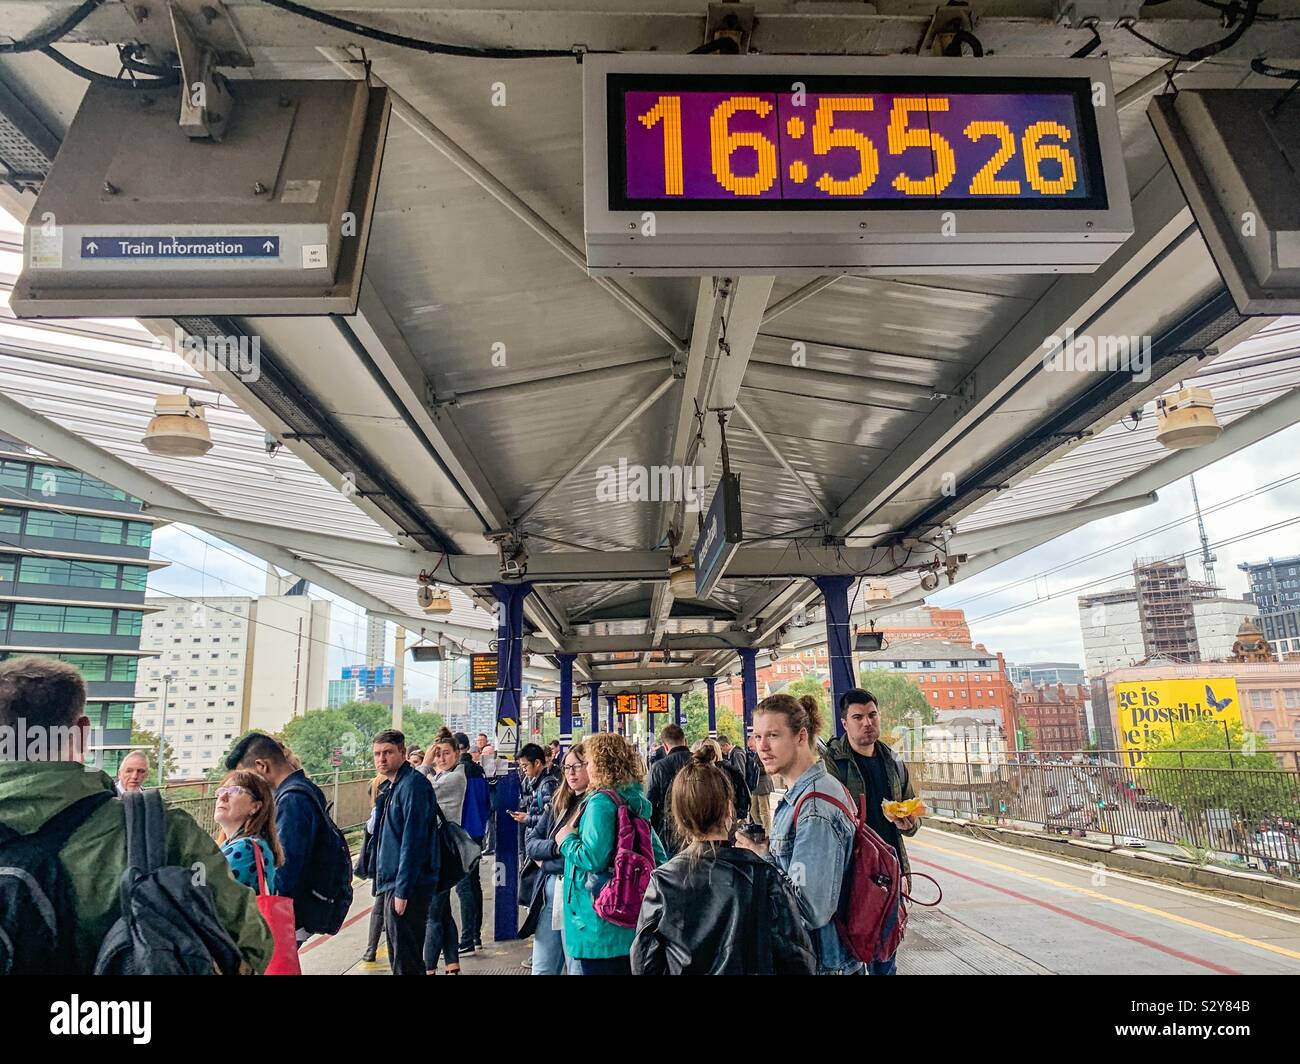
619, 87, 1094, 206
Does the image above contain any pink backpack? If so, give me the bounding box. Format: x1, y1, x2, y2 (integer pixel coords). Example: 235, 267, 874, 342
591, 789, 656, 929
792, 790, 941, 964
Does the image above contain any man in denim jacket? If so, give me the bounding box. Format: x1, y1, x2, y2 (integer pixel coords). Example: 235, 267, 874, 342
736, 693, 863, 975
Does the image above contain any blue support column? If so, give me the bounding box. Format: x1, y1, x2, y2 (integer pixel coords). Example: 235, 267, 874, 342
588, 681, 601, 734
557, 653, 576, 754
815, 575, 855, 737
606, 695, 615, 734
673, 691, 683, 727
489, 581, 531, 942
738, 648, 759, 739
705, 677, 718, 737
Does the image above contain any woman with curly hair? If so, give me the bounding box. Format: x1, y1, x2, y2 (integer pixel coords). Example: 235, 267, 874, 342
555, 732, 667, 975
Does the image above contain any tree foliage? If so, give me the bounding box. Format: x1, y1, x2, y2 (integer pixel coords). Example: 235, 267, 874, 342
679, 691, 745, 748
127, 726, 175, 787
1142, 717, 1296, 824
781, 674, 834, 738
210, 702, 445, 780
856, 670, 934, 744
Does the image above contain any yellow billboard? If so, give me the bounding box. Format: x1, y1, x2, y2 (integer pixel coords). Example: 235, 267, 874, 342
1114, 676, 1241, 764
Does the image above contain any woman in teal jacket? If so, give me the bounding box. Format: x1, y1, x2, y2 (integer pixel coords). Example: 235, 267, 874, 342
557, 733, 667, 974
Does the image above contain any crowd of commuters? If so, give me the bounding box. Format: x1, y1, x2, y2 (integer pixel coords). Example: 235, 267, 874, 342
2, 650, 923, 976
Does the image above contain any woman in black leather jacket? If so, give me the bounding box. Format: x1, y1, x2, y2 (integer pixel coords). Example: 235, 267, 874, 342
631, 746, 816, 975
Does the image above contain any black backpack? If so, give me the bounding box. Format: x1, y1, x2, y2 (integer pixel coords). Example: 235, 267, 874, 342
93, 790, 244, 975
278, 779, 353, 935
430, 798, 463, 893
0, 790, 113, 974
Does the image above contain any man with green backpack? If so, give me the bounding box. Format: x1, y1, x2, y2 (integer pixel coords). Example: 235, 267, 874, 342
0, 656, 273, 975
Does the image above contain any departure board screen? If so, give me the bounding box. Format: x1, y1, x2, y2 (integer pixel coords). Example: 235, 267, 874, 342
615, 693, 641, 715
609, 75, 1106, 211
469, 653, 497, 692
646, 692, 669, 714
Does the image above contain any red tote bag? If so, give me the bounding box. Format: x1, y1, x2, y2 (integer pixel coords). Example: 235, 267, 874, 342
252, 841, 301, 975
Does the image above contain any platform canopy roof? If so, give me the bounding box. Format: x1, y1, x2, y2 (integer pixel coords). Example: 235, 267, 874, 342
2, 1, 1300, 688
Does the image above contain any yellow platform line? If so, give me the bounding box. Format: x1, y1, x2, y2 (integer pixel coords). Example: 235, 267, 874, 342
913, 836, 1300, 963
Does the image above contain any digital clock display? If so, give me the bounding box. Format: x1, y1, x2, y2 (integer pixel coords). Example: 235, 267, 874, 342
609, 75, 1106, 211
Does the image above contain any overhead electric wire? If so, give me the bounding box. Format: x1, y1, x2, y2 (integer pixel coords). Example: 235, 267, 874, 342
1121, 0, 1263, 59
38, 44, 178, 87
963, 512, 1300, 627
0, 489, 463, 677
257, 0, 586, 59
0, 0, 104, 53
946, 468, 1300, 610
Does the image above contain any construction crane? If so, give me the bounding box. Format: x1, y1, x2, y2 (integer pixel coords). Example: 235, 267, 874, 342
1189, 474, 1218, 590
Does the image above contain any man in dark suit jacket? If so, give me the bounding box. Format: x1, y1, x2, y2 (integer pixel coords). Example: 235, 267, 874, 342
372, 729, 438, 974
645, 723, 692, 855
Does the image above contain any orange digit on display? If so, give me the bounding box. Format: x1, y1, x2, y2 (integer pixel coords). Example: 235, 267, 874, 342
1022, 120, 1078, 195
887, 97, 955, 196
709, 96, 778, 196
639, 95, 684, 196
811, 96, 879, 196
964, 120, 1021, 195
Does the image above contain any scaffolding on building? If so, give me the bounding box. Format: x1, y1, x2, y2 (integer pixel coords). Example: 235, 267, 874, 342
1134, 557, 1202, 663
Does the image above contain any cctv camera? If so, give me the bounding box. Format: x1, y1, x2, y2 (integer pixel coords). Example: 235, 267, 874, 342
919, 571, 940, 592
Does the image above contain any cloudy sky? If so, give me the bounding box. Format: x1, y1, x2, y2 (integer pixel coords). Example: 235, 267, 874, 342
927, 419, 1300, 666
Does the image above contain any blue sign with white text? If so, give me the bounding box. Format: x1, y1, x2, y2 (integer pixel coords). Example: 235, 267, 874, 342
80, 236, 281, 259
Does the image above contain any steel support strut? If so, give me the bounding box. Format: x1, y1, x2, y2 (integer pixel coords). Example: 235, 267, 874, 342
738, 648, 759, 739
815, 575, 855, 737
705, 677, 718, 738
558, 653, 576, 753
490, 580, 531, 943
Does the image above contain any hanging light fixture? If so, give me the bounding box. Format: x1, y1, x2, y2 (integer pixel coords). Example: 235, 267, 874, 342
417, 584, 452, 615
1155, 385, 1222, 450
142, 393, 213, 457
669, 554, 696, 598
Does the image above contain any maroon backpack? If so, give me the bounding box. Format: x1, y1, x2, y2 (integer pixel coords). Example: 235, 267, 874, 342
591, 789, 656, 929
792, 790, 941, 964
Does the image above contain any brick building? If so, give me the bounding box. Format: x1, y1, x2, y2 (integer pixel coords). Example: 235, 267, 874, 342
1016, 681, 1090, 752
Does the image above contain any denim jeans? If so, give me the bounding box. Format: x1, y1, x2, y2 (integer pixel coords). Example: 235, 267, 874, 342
423, 888, 459, 971
456, 840, 484, 947
530, 874, 566, 975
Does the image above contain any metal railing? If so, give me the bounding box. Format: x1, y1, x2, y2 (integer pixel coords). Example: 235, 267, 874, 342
911, 749, 1300, 878
161, 770, 375, 840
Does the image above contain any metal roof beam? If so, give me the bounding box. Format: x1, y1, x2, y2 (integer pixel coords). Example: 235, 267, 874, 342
828, 164, 1197, 540
821, 382, 1300, 626
742, 361, 945, 406
645, 276, 774, 663
9, 3, 1300, 60
437, 357, 671, 408
590, 665, 719, 682
340, 284, 580, 669
136, 508, 924, 583
0, 393, 417, 622
944, 491, 1159, 556
322, 46, 687, 356
514, 374, 678, 524
565, 631, 766, 654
